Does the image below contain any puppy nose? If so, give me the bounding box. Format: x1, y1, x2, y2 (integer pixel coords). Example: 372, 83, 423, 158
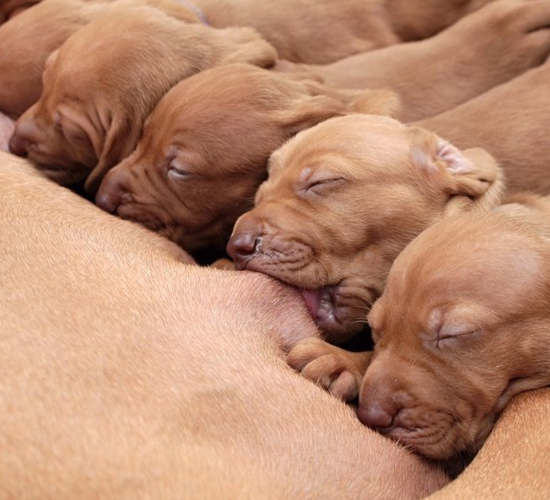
357, 403, 396, 429
8, 132, 30, 158
95, 172, 124, 214
227, 233, 261, 263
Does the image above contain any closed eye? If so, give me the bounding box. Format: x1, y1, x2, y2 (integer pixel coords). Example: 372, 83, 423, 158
168, 165, 193, 180
303, 177, 347, 195
436, 327, 480, 348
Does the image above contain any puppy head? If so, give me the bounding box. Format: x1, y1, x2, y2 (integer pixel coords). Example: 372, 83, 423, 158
359, 209, 550, 459
95, 64, 395, 252
9, 7, 278, 193
228, 115, 503, 342
0, 0, 100, 117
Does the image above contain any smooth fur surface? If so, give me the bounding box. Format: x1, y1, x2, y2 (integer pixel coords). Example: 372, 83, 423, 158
275, 0, 550, 121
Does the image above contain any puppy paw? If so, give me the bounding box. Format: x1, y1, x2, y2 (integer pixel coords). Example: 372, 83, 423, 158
287, 337, 372, 402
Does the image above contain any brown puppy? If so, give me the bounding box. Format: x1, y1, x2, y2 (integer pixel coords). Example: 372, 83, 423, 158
0, 112, 15, 152
358, 194, 550, 460
228, 115, 503, 343
0, 0, 40, 23
8, 6, 276, 193
0, 151, 448, 499
95, 64, 398, 253
418, 57, 550, 195
193, 0, 496, 63
275, 0, 550, 121
0, 0, 202, 118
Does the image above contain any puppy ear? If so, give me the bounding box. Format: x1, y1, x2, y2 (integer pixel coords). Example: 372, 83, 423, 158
349, 89, 401, 117
84, 115, 141, 195
409, 128, 504, 213
217, 27, 278, 68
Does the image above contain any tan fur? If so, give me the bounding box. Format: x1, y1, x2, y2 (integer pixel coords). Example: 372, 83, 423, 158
228, 115, 504, 343
8, 6, 276, 193
94, 63, 398, 253
0, 151, 447, 499
193, 0, 496, 63
418, 58, 550, 195
275, 0, 550, 121
0, 0, 40, 24
357, 195, 550, 460
0, 111, 14, 152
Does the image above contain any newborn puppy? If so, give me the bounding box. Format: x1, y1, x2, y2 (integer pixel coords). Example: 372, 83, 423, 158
228, 115, 503, 343
0, 112, 15, 152
275, 0, 550, 121
9, 6, 276, 193
95, 64, 398, 253
0, 0, 40, 23
193, 0, 496, 63
358, 194, 550, 460
0, 0, 101, 117
0, 0, 201, 118
418, 56, 550, 195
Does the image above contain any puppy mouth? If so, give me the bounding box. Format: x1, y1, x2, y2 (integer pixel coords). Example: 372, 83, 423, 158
298, 286, 362, 343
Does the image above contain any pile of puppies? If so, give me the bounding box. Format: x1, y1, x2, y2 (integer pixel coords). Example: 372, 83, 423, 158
2, 0, 550, 466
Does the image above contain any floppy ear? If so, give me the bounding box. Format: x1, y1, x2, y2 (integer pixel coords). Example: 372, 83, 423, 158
84, 115, 141, 194
217, 27, 278, 68
275, 80, 400, 136
409, 128, 504, 214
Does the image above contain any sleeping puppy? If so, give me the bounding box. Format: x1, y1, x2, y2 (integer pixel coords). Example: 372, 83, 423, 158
275, 0, 550, 121
192, 0, 497, 63
358, 194, 550, 460
8, 6, 276, 193
227, 115, 503, 344
0, 0, 203, 118
95, 64, 398, 253
418, 56, 550, 195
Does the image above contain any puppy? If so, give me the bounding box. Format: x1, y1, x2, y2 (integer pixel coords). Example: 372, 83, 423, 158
0, 151, 448, 500
193, 0, 496, 63
358, 194, 550, 460
0, 112, 15, 152
0, 0, 202, 118
8, 6, 276, 193
228, 115, 503, 344
275, 0, 550, 121
95, 64, 398, 253
418, 57, 550, 195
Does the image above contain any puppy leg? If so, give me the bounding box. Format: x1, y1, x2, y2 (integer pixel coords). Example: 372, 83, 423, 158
287, 338, 372, 402
0, 112, 15, 153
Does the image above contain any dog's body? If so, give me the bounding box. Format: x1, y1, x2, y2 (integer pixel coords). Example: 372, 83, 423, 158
228, 115, 503, 343
358, 194, 550, 460
8, 6, 276, 193
193, 0, 496, 63
419, 59, 550, 195
94, 63, 398, 253
0, 151, 448, 499
275, 0, 550, 121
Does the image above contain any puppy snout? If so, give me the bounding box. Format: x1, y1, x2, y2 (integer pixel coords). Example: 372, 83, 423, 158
357, 400, 400, 430
9, 131, 30, 157
227, 232, 262, 265
95, 170, 125, 214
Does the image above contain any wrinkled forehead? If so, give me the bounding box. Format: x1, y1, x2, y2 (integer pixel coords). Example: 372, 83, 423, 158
268, 115, 412, 179
390, 218, 546, 314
